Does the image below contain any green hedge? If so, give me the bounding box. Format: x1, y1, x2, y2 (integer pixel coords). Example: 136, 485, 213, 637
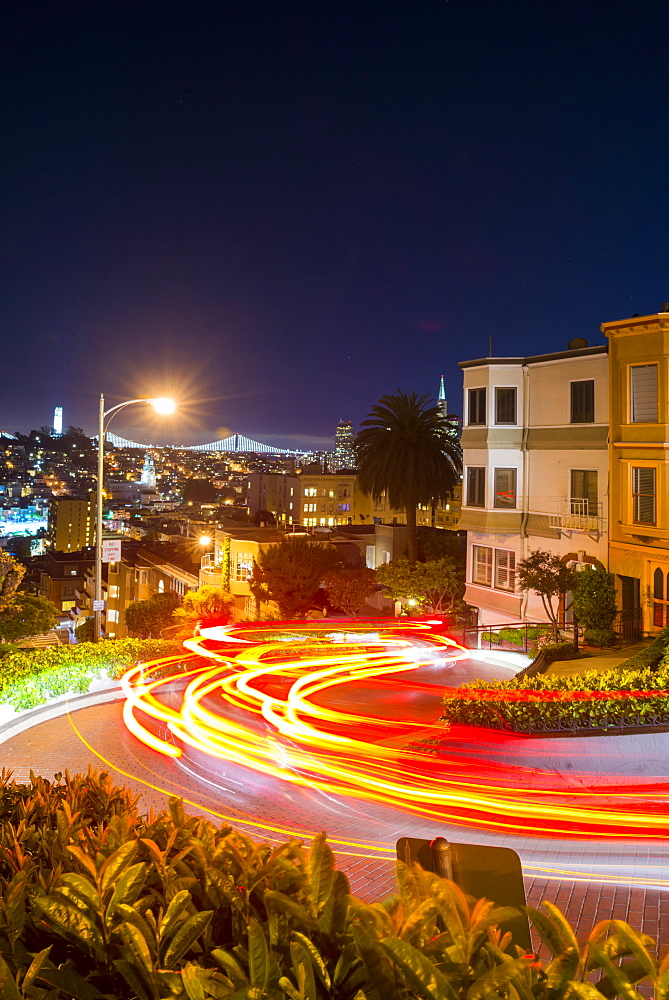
442, 660, 669, 732
618, 625, 669, 671
0, 768, 660, 1000
0, 638, 182, 712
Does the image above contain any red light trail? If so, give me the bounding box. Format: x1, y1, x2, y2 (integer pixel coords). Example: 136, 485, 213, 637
120, 619, 669, 841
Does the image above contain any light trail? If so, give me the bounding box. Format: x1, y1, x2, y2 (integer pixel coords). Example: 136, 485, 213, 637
120, 619, 669, 841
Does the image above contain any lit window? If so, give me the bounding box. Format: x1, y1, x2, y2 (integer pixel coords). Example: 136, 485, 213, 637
338, 503, 351, 512
632, 467, 656, 524
234, 553, 254, 581
109, 585, 120, 599
630, 365, 658, 422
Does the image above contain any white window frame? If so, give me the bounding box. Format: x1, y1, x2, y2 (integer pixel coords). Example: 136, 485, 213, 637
472, 545, 493, 586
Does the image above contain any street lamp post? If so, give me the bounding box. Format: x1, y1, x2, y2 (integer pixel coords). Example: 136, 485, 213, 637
94, 394, 175, 642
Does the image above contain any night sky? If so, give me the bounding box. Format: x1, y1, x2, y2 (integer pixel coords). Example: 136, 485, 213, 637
1, 1, 667, 449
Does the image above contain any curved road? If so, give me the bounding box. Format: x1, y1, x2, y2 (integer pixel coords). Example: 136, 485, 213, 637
1, 629, 668, 944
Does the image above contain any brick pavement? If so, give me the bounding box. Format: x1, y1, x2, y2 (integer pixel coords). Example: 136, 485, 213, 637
1, 696, 668, 954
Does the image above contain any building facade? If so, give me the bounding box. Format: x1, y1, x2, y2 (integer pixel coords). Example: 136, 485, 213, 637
246, 472, 300, 526
459, 343, 609, 625
332, 420, 356, 471
48, 495, 94, 552
603, 308, 669, 634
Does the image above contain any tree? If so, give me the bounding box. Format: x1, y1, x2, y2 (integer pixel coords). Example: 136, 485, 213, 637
377, 558, 467, 617
170, 586, 234, 638
517, 549, 574, 633
125, 591, 182, 638
5, 535, 32, 562
356, 391, 462, 562
416, 526, 465, 564
255, 538, 342, 619
572, 568, 617, 631
0, 594, 57, 643
0, 553, 25, 613
182, 479, 219, 504
323, 567, 378, 616
76, 616, 95, 643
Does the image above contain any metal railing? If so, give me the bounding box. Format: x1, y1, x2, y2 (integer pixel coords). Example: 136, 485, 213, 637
547, 497, 606, 533
449, 621, 555, 656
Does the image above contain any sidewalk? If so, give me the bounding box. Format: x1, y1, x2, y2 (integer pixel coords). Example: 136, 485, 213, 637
546, 639, 651, 677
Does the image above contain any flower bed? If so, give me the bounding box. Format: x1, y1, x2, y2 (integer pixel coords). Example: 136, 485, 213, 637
442, 659, 669, 733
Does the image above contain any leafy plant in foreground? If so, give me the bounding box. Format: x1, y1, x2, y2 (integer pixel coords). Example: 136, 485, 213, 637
0, 768, 664, 998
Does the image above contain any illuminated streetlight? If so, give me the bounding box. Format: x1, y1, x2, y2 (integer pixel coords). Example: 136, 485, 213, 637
94, 395, 175, 641
149, 397, 176, 415
198, 535, 212, 546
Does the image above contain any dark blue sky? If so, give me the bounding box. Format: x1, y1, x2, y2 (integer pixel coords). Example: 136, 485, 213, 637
1, 0, 667, 449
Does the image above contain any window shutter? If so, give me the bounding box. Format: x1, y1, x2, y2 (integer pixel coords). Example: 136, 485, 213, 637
630, 365, 658, 422
633, 467, 656, 524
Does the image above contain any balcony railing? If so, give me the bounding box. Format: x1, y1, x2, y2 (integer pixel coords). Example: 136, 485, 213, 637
200, 553, 220, 571
547, 498, 606, 533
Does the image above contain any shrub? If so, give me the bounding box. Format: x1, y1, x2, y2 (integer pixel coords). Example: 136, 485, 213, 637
573, 568, 617, 630
0, 638, 182, 712
621, 625, 669, 671
442, 656, 669, 732
584, 627, 617, 647
498, 627, 525, 646
539, 641, 577, 660
0, 767, 662, 1000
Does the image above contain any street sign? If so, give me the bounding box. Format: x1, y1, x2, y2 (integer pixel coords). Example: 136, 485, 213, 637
93, 599, 105, 611
102, 539, 122, 562
396, 837, 531, 951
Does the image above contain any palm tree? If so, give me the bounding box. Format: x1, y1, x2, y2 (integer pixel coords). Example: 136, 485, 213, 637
356, 390, 462, 563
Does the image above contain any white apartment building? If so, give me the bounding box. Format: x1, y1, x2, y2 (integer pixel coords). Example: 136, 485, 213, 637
458, 342, 609, 626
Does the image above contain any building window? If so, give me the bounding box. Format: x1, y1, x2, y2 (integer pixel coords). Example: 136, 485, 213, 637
630, 364, 658, 422
468, 387, 486, 425
570, 380, 595, 423
494, 468, 516, 508
304, 487, 317, 497
472, 546, 492, 586
338, 503, 351, 512
632, 467, 656, 524
472, 546, 515, 591
304, 518, 316, 527
495, 549, 516, 591
107, 609, 119, 623
495, 387, 516, 424
653, 568, 669, 628
466, 467, 485, 507
158, 579, 165, 593
234, 553, 254, 581
570, 470, 598, 515
304, 503, 316, 513
108, 585, 120, 599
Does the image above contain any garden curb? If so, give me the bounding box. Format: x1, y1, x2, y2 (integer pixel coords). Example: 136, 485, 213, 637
0, 685, 124, 746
